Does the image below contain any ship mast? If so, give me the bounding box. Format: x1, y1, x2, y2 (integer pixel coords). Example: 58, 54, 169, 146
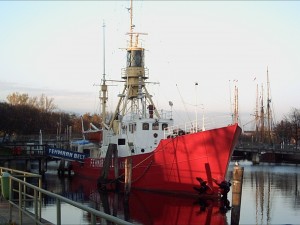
100, 21, 108, 128
109, 0, 159, 132
266, 67, 272, 144
260, 84, 265, 142
255, 83, 259, 142
129, 0, 133, 47
233, 82, 239, 124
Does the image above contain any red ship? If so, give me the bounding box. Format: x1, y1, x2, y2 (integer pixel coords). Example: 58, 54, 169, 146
71, 0, 241, 197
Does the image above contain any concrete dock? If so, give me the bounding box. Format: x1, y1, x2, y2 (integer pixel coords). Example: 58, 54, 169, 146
0, 197, 53, 225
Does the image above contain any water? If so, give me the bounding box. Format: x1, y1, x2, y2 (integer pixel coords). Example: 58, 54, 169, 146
31, 161, 300, 225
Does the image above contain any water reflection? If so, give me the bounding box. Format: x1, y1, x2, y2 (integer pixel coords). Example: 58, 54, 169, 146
97, 190, 229, 225
228, 161, 300, 225
31, 161, 300, 224
40, 173, 229, 225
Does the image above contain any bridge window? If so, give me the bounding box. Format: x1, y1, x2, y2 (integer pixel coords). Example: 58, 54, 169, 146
142, 123, 149, 130
152, 122, 159, 130
162, 123, 168, 130
118, 139, 126, 145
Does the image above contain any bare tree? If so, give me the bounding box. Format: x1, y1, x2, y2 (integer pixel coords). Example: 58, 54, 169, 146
7, 92, 29, 105
36, 94, 56, 112
288, 108, 300, 148
274, 108, 300, 148
6, 92, 56, 112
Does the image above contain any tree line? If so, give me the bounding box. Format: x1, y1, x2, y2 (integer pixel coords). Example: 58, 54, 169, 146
273, 108, 300, 147
0, 92, 299, 146
0, 92, 100, 142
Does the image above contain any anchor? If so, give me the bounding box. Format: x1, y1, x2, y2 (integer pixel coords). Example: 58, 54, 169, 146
212, 178, 231, 200
194, 176, 232, 212
193, 177, 213, 195
194, 176, 232, 199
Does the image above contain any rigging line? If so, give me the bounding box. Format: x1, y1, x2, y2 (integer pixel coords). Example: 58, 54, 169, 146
117, 137, 176, 179
168, 137, 180, 182
176, 84, 192, 123
119, 161, 153, 184
131, 137, 182, 183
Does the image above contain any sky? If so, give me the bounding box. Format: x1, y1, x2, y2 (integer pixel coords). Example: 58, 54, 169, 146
1, 1, 299, 131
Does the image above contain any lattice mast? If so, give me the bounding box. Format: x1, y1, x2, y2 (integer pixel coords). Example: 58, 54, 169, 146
109, 0, 160, 133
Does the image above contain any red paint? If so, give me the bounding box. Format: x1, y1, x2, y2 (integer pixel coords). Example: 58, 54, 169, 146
72, 124, 241, 195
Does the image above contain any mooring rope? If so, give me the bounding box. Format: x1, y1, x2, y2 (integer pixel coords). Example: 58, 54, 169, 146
101, 137, 175, 185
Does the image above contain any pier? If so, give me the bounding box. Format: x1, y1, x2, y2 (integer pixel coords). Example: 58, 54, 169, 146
0, 167, 133, 225
0, 144, 73, 175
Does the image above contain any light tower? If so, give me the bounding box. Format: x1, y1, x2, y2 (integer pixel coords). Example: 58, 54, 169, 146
109, 0, 159, 133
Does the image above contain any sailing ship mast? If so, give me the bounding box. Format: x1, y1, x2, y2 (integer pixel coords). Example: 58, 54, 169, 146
266, 67, 273, 144
260, 84, 265, 142
254, 67, 274, 144
255, 83, 259, 142
109, 0, 159, 133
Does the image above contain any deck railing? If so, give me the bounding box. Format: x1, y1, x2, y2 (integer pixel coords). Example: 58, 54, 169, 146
0, 167, 133, 225
163, 115, 233, 138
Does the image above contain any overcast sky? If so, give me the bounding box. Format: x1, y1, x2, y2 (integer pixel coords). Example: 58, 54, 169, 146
1, 1, 299, 130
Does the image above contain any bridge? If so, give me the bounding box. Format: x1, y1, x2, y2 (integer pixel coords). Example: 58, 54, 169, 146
234, 142, 300, 164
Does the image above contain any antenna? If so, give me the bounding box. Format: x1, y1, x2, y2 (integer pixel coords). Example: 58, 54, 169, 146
102, 21, 106, 80
129, 0, 133, 47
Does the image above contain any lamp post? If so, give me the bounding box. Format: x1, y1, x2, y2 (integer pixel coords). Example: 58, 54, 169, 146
195, 82, 198, 131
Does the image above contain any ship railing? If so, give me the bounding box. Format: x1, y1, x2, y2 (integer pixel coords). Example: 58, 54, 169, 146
121, 67, 149, 78
126, 110, 172, 121
158, 110, 173, 120
164, 120, 202, 138
0, 167, 133, 225
164, 115, 233, 138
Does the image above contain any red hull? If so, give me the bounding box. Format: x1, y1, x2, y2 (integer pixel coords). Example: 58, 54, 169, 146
72, 124, 241, 194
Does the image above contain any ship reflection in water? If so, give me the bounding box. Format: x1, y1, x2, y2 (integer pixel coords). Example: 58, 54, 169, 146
97, 190, 228, 225
37, 161, 300, 225
41, 171, 229, 225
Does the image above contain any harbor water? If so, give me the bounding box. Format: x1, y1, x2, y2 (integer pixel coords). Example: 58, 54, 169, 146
29, 160, 300, 225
